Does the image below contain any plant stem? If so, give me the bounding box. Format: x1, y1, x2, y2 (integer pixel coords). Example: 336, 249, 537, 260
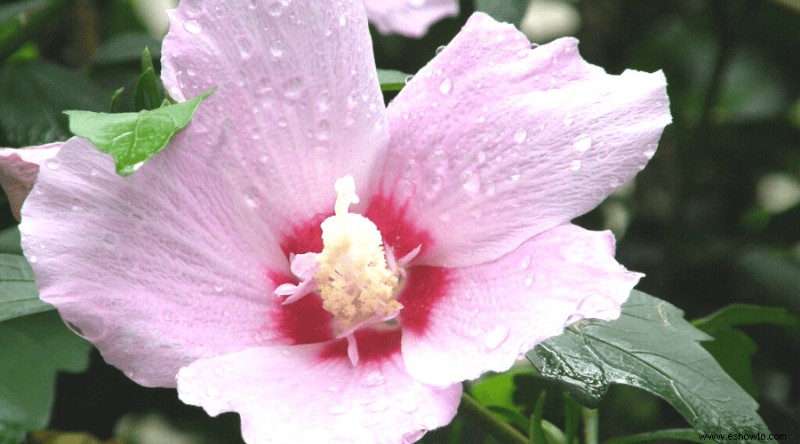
459, 393, 528, 444
583, 407, 599, 444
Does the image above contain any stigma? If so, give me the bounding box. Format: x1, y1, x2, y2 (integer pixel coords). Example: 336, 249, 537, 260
315, 176, 402, 331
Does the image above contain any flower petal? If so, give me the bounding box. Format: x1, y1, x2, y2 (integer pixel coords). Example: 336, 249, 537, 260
363, 0, 459, 38
161, 0, 388, 228
177, 336, 461, 443
0, 143, 61, 221
20, 137, 296, 387
380, 13, 671, 267
400, 223, 641, 386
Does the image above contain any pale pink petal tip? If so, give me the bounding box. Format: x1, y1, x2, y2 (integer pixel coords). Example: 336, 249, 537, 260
364, 0, 459, 38
0, 143, 62, 221
402, 224, 642, 387
177, 344, 462, 444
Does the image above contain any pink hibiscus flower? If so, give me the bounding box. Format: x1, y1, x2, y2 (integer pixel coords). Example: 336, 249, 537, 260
364, 0, 459, 37
10, 0, 670, 442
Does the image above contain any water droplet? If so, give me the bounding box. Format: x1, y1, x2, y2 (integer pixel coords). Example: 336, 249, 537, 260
461, 171, 480, 193
183, 20, 202, 35
28, 255, 37, 263
338, 13, 347, 26
520, 255, 531, 269
523, 273, 534, 286
317, 120, 330, 140
329, 405, 347, 415
569, 159, 582, 171
483, 325, 509, 351
328, 385, 339, 392
236, 35, 253, 59
435, 45, 446, 55
267, 2, 283, 16
643, 146, 657, 159
45, 159, 60, 170
186, 67, 196, 77
282, 77, 303, 99
476, 151, 486, 163
404, 74, 414, 84
403, 430, 427, 443
509, 168, 521, 181
513, 128, 527, 143
424, 175, 443, 200
438, 78, 452, 94
563, 114, 575, 126
363, 371, 386, 387
270, 39, 284, 57
476, 115, 486, 123
90, 168, 98, 176
214, 282, 224, 293
573, 135, 592, 152
316, 90, 331, 111
277, 117, 288, 127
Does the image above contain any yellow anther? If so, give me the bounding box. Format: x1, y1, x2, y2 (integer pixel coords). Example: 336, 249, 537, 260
315, 176, 402, 331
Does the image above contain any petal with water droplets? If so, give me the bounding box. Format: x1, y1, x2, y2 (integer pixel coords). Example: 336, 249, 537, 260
379, 13, 671, 268
400, 224, 641, 386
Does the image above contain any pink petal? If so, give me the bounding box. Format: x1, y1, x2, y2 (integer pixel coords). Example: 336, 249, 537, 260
177, 332, 461, 443
379, 13, 671, 267
400, 224, 641, 386
160, 0, 389, 229
0, 143, 61, 221
363, 0, 459, 38
20, 137, 303, 387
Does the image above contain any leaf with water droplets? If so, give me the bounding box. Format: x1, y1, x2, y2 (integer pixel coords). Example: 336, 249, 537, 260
377, 69, 410, 92
0, 253, 50, 322
0, 311, 91, 439
65, 88, 214, 176
527, 290, 776, 442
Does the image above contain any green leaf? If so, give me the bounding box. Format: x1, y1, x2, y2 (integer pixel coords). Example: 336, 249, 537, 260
132, 47, 165, 112
377, 69, 409, 92
0, 226, 21, 255
0, 311, 91, 439
529, 392, 548, 444
474, 0, 529, 26
65, 89, 214, 176
527, 291, 775, 443
0, 61, 107, 146
0, 253, 50, 322
693, 304, 798, 396
602, 428, 704, 444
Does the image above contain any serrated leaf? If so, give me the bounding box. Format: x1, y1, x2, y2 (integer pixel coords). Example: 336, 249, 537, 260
377, 69, 409, 92
0, 61, 107, 146
0, 253, 50, 322
65, 89, 214, 176
0, 311, 91, 440
693, 305, 798, 396
527, 291, 775, 443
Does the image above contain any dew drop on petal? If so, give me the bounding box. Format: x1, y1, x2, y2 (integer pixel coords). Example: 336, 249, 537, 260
523, 273, 534, 286
338, 13, 347, 26
483, 325, 509, 351
569, 160, 582, 171
329, 405, 347, 415
28, 255, 37, 263
509, 168, 521, 182
573, 135, 593, 152
183, 20, 202, 34
45, 159, 60, 170
270, 39, 284, 57
513, 128, 527, 143
438, 77, 452, 95
363, 371, 386, 387
267, 2, 282, 16
213, 282, 224, 293
563, 114, 575, 126
435, 45, 446, 55
520, 255, 532, 269
404, 74, 414, 84
461, 171, 480, 193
